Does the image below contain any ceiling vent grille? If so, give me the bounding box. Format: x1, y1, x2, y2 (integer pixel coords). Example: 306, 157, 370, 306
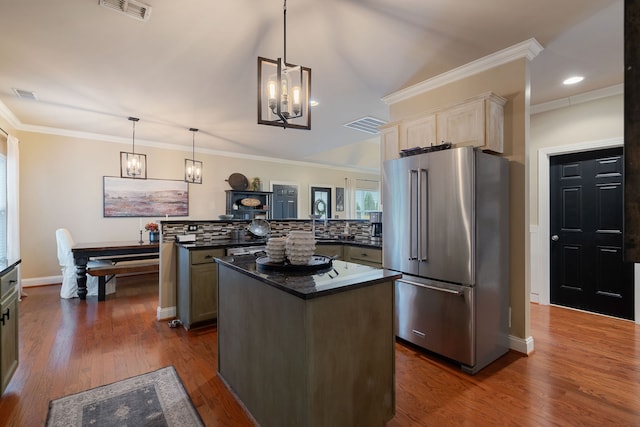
12, 88, 38, 100
99, 0, 152, 21
344, 116, 387, 135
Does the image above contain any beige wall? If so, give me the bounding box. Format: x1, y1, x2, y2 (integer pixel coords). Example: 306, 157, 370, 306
388, 59, 531, 341
17, 131, 378, 281
529, 94, 623, 224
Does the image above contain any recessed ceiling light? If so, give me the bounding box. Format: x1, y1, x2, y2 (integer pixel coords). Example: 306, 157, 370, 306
563, 76, 584, 85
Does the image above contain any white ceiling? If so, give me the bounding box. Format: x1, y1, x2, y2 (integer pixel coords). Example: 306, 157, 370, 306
0, 0, 623, 171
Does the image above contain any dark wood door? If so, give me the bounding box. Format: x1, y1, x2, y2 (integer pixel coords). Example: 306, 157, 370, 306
272, 184, 298, 219
550, 147, 634, 320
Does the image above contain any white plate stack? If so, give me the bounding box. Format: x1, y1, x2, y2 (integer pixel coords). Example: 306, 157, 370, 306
266, 236, 287, 263
286, 231, 317, 265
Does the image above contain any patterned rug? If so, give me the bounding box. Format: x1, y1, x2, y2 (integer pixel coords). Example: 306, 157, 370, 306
46, 366, 204, 427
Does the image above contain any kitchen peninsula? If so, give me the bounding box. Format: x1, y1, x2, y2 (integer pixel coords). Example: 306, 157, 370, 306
215, 254, 400, 427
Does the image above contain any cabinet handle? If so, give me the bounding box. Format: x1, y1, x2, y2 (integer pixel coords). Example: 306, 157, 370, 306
0, 308, 8, 326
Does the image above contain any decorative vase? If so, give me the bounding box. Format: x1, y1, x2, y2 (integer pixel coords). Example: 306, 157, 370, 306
149, 231, 160, 243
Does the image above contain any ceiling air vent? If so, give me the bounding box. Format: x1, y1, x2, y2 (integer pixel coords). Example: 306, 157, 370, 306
99, 0, 152, 21
344, 116, 387, 135
12, 88, 38, 101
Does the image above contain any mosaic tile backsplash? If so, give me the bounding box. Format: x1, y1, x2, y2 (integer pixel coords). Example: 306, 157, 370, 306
161, 219, 375, 244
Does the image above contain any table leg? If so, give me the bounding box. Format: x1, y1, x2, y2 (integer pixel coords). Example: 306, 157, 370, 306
75, 256, 88, 300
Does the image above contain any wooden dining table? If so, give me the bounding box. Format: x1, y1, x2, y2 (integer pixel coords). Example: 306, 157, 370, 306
71, 241, 159, 300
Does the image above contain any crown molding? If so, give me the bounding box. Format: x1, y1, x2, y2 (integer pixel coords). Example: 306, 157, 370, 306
0, 103, 377, 174
382, 38, 544, 105
530, 84, 624, 115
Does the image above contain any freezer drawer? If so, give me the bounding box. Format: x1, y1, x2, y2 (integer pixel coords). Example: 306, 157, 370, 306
395, 277, 475, 367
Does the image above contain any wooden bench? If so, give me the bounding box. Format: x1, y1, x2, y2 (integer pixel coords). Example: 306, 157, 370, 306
87, 260, 159, 301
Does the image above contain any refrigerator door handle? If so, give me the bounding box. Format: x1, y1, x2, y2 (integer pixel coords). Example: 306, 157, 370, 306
409, 169, 419, 261
419, 168, 428, 262
397, 278, 464, 296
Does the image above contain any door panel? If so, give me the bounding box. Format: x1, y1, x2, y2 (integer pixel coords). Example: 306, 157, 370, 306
420, 148, 474, 285
550, 147, 634, 320
310, 187, 331, 220
382, 156, 419, 276
272, 184, 298, 219
395, 276, 474, 367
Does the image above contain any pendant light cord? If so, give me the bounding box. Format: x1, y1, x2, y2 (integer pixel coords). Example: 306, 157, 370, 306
129, 116, 139, 154
189, 127, 198, 160
283, 0, 287, 64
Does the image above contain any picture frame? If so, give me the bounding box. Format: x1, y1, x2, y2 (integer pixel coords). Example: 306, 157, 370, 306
103, 176, 189, 217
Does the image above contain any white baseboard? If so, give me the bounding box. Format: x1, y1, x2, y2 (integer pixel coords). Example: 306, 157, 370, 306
157, 306, 176, 321
22, 275, 61, 287
509, 334, 535, 355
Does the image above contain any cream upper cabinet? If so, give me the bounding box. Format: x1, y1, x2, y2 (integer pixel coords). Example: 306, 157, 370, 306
380, 124, 399, 161
436, 93, 506, 153
401, 114, 437, 150
381, 92, 506, 163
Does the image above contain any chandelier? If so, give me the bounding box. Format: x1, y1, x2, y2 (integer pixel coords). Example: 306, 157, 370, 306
257, 0, 311, 130
185, 127, 202, 184
120, 117, 147, 179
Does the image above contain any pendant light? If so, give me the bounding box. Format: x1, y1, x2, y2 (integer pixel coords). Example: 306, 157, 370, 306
257, 0, 311, 130
120, 117, 147, 179
185, 128, 202, 184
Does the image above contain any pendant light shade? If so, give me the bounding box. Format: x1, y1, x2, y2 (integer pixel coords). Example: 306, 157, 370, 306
120, 117, 147, 179
257, 0, 311, 130
185, 128, 202, 184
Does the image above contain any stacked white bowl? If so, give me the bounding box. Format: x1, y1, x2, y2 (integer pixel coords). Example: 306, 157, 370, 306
286, 231, 317, 265
266, 236, 287, 263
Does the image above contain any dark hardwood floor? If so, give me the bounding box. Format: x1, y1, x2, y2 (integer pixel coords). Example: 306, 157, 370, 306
1, 275, 639, 426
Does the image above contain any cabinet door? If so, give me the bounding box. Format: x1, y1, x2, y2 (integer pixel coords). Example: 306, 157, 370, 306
380, 125, 399, 162
436, 99, 484, 148
190, 263, 218, 323
1, 287, 19, 394
402, 114, 436, 149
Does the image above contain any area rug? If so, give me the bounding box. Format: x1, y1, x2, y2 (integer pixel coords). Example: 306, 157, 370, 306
46, 366, 204, 427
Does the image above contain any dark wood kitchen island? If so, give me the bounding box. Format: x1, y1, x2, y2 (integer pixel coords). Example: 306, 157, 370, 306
215, 255, 400, 427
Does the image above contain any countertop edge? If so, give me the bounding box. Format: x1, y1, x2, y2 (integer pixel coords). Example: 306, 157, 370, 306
0, 259, 21, 277
215, 256, 400, 300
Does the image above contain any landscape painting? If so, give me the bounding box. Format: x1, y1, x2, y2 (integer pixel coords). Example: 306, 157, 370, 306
103, 176, 189, 217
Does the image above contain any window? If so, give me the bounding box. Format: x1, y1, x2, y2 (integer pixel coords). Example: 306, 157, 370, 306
354, 179, 379, 220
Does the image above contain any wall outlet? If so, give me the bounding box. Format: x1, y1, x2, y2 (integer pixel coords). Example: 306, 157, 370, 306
188, 225, 198, 231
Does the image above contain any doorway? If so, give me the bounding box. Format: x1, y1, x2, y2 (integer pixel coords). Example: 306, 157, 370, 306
310, 187, 331, 219
272, 184, 298, 219
549, 147, 634, 320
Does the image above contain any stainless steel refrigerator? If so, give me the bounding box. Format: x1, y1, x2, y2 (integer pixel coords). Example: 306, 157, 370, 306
382, 146, 509, 374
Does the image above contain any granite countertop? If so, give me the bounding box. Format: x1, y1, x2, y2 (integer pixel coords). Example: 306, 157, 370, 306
215, 254, 400, 300
0, 259, 21, 277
